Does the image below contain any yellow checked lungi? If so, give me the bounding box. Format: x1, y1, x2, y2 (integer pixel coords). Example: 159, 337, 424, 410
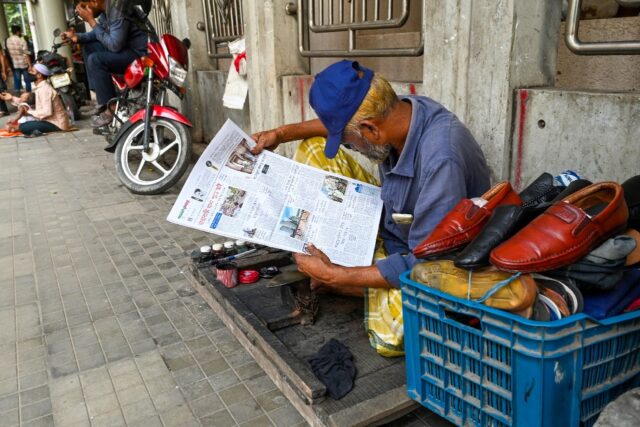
294, 137, 405, 357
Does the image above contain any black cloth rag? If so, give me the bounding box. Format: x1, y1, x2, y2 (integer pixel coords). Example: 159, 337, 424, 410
308, 339, 356, 400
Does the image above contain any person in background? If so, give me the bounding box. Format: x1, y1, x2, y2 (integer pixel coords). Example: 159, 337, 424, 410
61, 0, 147, 128
0, 49, 10, 117
6, 25, 32, 93
23, 35, 36, 64
0, 64, 70, 136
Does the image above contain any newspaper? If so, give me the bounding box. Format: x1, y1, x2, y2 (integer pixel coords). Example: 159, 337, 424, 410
167, 120, 383, 267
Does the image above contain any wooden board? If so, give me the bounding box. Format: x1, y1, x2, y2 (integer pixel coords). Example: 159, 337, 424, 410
190, 262, 417, 427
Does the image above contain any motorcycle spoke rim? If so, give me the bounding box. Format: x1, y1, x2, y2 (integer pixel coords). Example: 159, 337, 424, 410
121, 121, 183, 186
159, 140, 179, 156
134, 159, 147, 179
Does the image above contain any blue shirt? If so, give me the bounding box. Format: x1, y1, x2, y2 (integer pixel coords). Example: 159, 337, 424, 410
77, 1, 148, 56
375, 96, 490, 287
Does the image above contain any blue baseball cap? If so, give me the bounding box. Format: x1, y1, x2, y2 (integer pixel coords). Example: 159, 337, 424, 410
309, 60, 374, 159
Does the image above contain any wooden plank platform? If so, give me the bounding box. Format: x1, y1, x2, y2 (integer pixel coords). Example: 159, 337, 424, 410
189, 260, 418, 427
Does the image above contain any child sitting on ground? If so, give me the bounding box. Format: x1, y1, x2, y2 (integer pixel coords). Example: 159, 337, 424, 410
3, 92, 36, 133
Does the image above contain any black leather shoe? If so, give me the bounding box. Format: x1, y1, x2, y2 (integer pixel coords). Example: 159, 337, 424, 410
454, 177, 593, 269
622, 175, 640, 230
454, 204, 534, 269
519, 172, 562, 207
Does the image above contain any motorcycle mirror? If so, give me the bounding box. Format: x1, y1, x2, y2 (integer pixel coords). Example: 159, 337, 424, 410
53, 28, 61, 38
133, 5, 149, 20
182, 38, 191, 50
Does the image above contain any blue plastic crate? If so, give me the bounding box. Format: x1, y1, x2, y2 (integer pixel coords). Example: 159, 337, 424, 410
400, 271, 640, 427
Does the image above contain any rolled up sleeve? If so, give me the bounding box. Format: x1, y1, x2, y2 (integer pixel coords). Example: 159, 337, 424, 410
375, 159, 468, 287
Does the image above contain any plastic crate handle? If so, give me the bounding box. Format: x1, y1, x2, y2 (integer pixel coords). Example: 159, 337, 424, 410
437, 299, 484, 331
437, 273, 520, 329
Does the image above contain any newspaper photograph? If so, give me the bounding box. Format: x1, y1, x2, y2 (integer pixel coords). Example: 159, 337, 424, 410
167, 120, 384, 267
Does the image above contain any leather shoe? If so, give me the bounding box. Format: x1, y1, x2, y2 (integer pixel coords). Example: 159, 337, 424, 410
490, 182, 629, 273
410, 260, 537, 312
413, 182, 521, 259
622, 175, 640, 231
454, 178, 594, 269
518, 172, 563, 207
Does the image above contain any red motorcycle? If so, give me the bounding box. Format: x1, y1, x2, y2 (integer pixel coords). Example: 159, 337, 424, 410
102, 6, 192, 195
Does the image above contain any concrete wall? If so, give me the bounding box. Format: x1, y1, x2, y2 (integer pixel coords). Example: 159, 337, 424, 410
169, 0, 218, 143
196, 70, 251, 143
308, 0, 423, 81
510, 89, 640, 189
556, 17, 640, 92
422, 0, 563, 182
169, 0, 640, 188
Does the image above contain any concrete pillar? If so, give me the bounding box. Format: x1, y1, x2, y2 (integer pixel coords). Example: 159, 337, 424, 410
25, 1, 39, 53
0, 6, 9, 44
170, 0, 216, 143
422, 0, 562, 183
244, 0, 309, 133
31, 0, 71, 59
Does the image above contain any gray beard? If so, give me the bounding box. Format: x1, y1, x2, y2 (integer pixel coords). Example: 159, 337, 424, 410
358, 138, 392, 163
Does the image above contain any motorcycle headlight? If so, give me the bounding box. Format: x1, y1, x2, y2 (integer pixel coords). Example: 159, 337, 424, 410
169, 57, 188, 87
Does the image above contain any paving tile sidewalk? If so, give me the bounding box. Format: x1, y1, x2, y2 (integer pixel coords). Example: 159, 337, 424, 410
0, 120, 442, 427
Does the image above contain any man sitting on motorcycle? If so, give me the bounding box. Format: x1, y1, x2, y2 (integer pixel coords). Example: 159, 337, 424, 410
0, 64, 70, 136
62, 0, 147, 128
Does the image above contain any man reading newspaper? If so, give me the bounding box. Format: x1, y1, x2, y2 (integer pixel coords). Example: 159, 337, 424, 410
251, 61, 490, 357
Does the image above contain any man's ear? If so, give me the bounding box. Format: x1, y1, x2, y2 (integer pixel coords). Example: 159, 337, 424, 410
358, 119, 382, 142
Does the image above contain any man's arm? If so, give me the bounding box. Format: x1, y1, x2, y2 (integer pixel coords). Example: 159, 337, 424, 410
0, 52, 7, 81
76, 31, 97, 44
251, 119, 327, 154
92, 18, 131, 53
293, 244, 392, 290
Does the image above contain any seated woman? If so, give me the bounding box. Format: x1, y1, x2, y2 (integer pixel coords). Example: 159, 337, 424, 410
0, 64, 70, 136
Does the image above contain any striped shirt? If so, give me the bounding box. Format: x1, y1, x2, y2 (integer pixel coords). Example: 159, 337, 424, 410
6, 35, 29, 69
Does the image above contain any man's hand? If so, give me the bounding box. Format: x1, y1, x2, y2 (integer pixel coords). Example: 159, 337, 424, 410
76, 4, 97, 27
250, 128, 283, 155
18, 105, 29, 115
293, 244, 338, 287
0, 92, 12, 101
61, 32, 79, 44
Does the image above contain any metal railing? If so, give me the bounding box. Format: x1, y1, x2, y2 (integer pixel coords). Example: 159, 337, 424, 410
201, 0, 245, 58
565, 0, 640, 55
297, 0, 423, 57
150, 0, 173, 36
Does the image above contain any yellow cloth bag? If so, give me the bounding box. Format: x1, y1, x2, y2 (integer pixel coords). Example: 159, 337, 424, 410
295, 138, 404, 357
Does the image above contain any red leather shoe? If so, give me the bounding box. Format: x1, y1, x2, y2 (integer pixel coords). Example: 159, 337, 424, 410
490, 182, 628, 273
413, 182, 522, 259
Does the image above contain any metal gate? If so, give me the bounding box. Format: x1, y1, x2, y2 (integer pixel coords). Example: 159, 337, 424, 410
201, 0, 245, 58
150, 0, 173, 36
297, 0, 423, 57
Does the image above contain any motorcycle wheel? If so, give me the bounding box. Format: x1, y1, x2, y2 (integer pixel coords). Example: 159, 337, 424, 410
115, 118, 192, 195
60, 92, 81, 122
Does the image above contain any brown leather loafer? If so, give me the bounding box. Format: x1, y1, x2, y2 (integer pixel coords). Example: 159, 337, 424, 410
410, 260, 537, 312
413, 182, 522, 259
490, 182, 628, 273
